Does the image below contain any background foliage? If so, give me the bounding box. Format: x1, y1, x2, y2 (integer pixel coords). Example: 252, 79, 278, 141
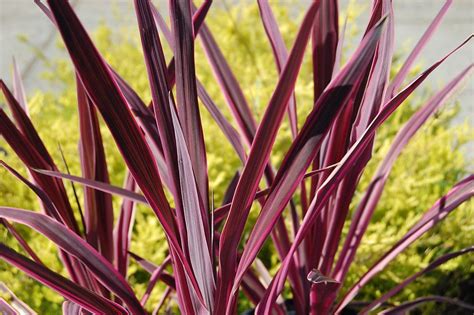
1, 3, 472, 313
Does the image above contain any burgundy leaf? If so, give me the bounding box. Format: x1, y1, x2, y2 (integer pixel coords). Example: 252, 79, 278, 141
141, 256, 172, 305
234, 14, 387, 296
336, 175, 474, 311
387, 0, 453, 97
77, 78, 114, 263
0, 282, 37, 315
378, 296, 474, 315
0, 244, 128, 315
212, 165, 337, 229
196, 6, 257, 146
334, 64, 473, 283
170, 0, 209, 214
0, 84, 78, 232
240, 271, 268, 308
361, 246, 474, 313
35, 1, 171, 191
318, 0, 395, 275
153, 0, 212, 88
9, 2, 471, 314
133, 0, 191, 253
0, 81, 51, 164
332, 14, 348, 77
256, 35, 471, 313
257, 0, 298, 137
33, 168, 148, 205
11, 58, 28, 114
153, 287, 172, 315
114, 173, 138, 277
0, 207, 145, 314
129, 251, 160, 274
1, 218, 43, 265
47, 0, 176, 236
151, 3, 247, 163
170, 99, 215, 310
196, 82, 247, 162
134, 0, 214, 308
215, 4, 319, 311
111, 71, 171, 188
128, 252, 176, 289
62, 301, 82, 315
306, 269, 341, 313
0, 161, 94, 290
45, 3, 204, 301
240, 268, 286, 314
312, 0, 339, 101
0, 298, 16, 315
1, 161, 61, 226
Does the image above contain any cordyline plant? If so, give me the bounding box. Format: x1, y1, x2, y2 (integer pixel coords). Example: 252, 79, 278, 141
0, 0, 473, 314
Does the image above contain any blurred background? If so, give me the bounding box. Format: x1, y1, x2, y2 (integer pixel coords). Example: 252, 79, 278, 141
1, 0, 473, 125
1, 1, 473, 314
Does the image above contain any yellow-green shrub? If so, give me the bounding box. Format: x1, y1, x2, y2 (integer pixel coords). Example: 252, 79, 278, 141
1, 3, 472, 313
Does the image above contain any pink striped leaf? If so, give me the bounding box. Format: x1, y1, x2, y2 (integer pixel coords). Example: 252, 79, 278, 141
234, 14, 387, 297
361, 246, 474, 314
256, 35, 472, 313
336, 175, 474, 312
257, 0, 298, 137
379, 295, 474, 315
334, 64, 473, 283
215, 4, 320, 311
77, 78, 114, 263
0, 243, 128, 315
387, 0, 453, 97
44, 2, 205, 301
0, 207, 145, 314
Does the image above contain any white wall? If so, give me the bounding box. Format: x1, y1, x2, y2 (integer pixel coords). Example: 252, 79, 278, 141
1, 0, 472, 125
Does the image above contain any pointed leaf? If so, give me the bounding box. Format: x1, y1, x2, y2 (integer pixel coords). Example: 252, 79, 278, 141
0, 81, 50, 162
334, 64, 473, 283
0, 85, 78, 232
11, 58, 28, 114
197, 82, 247, 161
133, 1, 212, 306
257, 0, 298, 137
1, 218, 43, 265
234, 15, 387, 293
133, 0, 193, 250
387, 0, 453, 96
336, 175, 474, 311
170, 99, 215, 309
319, 0, 395, 274
312, 0, 339, 101
170, 0, 209, 222
151, 4, 247, 163
215, 4, 319, 311
256, 35, 472, 313
196, 6, 257, 145
44, 3, 203, 296
141, 256, 172, 305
